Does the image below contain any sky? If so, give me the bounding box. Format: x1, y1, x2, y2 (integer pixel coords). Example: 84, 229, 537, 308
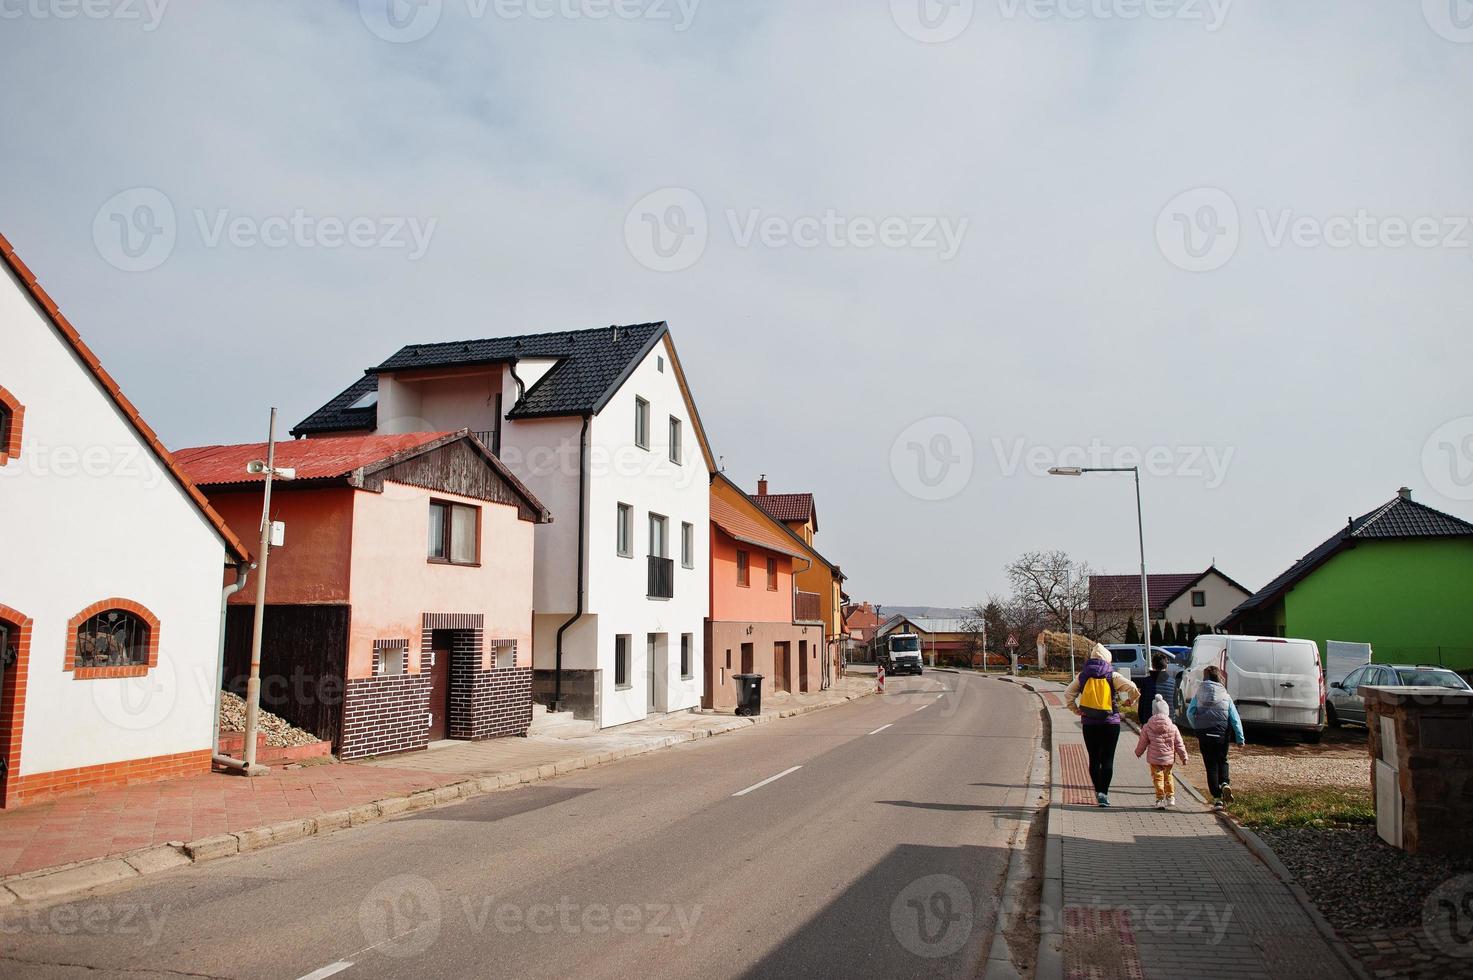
3, 0, 1472, 607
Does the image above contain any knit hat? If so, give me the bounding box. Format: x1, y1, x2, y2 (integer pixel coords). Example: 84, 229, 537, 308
1152, 694, 1170, 717
1088, 646, 1112, 663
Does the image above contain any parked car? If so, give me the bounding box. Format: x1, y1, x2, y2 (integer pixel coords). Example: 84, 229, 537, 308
1103, 644, 1176, 681
1327, 664, 1473, 727
1177, 634, 1326, 742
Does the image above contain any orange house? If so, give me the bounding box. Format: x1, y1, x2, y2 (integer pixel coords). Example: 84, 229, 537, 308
176, 431, 550, 759
705, 474, 826, 711
750, 476, 846, 683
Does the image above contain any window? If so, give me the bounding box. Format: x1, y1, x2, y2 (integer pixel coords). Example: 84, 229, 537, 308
635, 397, 650, 449
376, 641, 408, 677
669, 416, 683, 464
0, 384, 22, 464
1191, 591, 1206, 608
648, 513, 668, 558
68, 603, 156, 675
736, 550, 750, 587
615, 635, 631, 689
428, 500, 480, 565
657, 355, 665, 373
491, 640, 517, 670
766, 557, 778, 591
681, 522, 694, 568
617, 503, 633, 557
680, 634, 693, 679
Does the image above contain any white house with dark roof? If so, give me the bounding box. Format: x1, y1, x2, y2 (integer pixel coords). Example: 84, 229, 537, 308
295, 323, 713, 728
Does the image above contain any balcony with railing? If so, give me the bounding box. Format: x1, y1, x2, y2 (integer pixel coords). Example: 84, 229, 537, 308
794, 590, 823, 624
648, 555, 675, 599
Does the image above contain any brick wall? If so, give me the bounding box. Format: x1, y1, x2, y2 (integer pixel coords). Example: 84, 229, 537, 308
450, 635, 532, 740
340, 673, 432, 760
5, 748, 211, 807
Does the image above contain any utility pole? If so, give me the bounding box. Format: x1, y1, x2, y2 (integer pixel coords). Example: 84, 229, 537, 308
242, 408, 294, 775
1066, 567, 1077, 678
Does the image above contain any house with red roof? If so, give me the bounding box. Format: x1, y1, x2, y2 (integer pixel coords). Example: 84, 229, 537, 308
1088, 566, 1252, 642
176, 430, 550, 759
0, 233, 252, 807
705, 473, 828, 711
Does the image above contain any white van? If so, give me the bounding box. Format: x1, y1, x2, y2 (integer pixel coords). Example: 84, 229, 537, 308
1176, 634, 1326, 742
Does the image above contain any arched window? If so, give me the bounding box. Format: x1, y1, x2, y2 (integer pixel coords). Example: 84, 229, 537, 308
65, 600, 160, 677
0, 385, 21, 464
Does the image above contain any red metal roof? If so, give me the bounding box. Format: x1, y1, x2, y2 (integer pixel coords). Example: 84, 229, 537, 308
710, 494, 808, 559
1088, 573, 1204, 612
0, 232, 250, 563
751, 491, 817, 527
174, 432, 458, 486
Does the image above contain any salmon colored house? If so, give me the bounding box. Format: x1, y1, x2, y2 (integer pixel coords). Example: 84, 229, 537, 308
176, 431, 550, 759
750, 476, 846, 683
704, 473, 828, 711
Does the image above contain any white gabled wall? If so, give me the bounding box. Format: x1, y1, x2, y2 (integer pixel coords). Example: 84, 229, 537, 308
586, 338, 709, 727
0, 267, 228, 777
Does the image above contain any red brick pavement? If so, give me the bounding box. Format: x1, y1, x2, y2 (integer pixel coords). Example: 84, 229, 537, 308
0, 762, 472, 878
1059, 743, 1096, 806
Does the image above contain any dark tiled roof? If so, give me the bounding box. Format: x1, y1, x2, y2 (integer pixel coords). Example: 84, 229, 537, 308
292, 323, 667, 435
1088, 573, 1203, 612
751, 491, 817, 527
1222, 492, 1473, 626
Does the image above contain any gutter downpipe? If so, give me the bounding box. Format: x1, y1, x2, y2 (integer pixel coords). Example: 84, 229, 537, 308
212, 561, 253, 770
551, 414, 591, 713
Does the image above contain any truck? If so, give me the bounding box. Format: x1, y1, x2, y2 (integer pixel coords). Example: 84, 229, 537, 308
883, 633, 925, 676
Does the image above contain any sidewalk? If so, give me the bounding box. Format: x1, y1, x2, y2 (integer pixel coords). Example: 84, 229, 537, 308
1027, 679, 1360, 980
0, 676, 874, 899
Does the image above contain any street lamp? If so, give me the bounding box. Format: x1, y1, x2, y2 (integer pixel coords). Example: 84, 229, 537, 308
1048, 466, 1152, 667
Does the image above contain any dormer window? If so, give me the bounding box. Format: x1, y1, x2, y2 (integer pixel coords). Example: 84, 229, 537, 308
347, 390, 379, 411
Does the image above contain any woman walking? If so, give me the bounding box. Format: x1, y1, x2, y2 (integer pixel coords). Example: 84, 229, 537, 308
1136, 651, 1177, 726
1065, 647, 1140, 808
1187, 665, 1245, 809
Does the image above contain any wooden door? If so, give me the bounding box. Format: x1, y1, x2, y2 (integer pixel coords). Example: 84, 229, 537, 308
775, 642, 790, 693
799, 640, 809, 693
428, 641, 451, 741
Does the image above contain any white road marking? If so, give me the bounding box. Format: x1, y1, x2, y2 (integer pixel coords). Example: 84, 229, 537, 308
732, 766, 802, 797
935, 693, 944, 699
868, 724, 893, 735
297, 963, 354, 980
914, 704, 929, 712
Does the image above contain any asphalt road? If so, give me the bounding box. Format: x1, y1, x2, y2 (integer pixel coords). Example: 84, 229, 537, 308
0, 672, 1039, 980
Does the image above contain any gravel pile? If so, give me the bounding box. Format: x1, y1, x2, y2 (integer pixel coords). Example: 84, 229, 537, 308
218, 691, 321, 747
1259, 826, 1473, 932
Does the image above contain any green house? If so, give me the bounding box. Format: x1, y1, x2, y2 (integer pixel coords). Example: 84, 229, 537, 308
1220, 488, 1473, 669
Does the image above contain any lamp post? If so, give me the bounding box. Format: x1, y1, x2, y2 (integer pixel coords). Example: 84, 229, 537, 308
1049, 466, 1151, 668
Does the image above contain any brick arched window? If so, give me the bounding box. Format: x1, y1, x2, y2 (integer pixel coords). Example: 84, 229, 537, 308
0, 385, 22, 465
65, 600, 160, 679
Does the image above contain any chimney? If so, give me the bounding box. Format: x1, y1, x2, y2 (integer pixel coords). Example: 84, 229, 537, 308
610, 324, 621, 343
757, 474, 768, 496
1398, 487, 1412, 501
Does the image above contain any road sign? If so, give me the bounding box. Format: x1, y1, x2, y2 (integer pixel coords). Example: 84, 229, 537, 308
1006, 634, 1018, 649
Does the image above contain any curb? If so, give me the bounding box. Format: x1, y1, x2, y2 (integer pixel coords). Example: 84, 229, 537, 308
1, 688, 875, 906
983, 705, 1051, 980
1215, 816, 1373, 980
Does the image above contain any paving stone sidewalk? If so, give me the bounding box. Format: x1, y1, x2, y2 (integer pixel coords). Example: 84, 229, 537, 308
0, 675, 875, 892
1028, 679, 1360, 980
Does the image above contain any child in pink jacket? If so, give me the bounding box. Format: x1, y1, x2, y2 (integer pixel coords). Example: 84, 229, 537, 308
1135, 695, 1189, 809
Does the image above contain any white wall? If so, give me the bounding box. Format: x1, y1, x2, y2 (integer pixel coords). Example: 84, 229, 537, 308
0, 267, 229, 777
497, 407, 583, 615
1163, 571, 1250, 630
378, 370, 501, 435
587, 338, 709, 726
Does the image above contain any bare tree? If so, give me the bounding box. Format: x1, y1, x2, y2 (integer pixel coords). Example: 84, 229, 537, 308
1003, 550, 1098, 638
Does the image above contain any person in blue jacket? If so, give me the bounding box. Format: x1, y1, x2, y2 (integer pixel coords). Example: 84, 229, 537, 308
1186, 665, 1245, 809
